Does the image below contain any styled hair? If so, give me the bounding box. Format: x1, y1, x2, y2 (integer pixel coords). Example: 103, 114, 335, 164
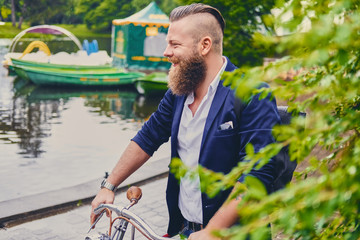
169, 3, 225, 54
169, 3, 225, 35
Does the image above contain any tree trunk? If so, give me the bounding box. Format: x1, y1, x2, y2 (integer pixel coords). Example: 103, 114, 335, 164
18, 16, 23, 29
11, 0, 16, 27
18, 2, 26, 29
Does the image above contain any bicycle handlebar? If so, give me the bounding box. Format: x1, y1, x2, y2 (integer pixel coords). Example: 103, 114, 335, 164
94, 203, 122, 216
94, 203, 170, 240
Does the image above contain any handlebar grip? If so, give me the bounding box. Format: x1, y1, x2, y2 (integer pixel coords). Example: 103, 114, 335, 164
126, 186, 142, 203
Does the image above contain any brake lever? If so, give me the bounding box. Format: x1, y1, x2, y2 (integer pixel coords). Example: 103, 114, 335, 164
87, 210, 105, 233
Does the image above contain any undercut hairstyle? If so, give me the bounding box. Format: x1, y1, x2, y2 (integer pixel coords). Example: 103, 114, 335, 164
169, 3, 225, 54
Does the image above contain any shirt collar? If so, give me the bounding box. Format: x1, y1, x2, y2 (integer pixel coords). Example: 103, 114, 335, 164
209, 56, 227, 95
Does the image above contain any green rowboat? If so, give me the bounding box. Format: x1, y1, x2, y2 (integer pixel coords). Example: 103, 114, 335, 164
13, 65, 145, 87
10, 58, 114, 71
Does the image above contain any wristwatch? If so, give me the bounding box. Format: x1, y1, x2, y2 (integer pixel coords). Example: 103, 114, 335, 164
100, 179, 116, 192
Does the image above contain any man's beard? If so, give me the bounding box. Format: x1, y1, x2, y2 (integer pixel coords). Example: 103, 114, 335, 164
168, 52, 207, 96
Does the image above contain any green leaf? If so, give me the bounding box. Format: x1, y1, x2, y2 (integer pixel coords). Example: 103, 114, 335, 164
244, 175, 267, 200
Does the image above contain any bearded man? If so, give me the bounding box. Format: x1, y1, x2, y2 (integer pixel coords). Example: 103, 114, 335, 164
91, 3, 280, 239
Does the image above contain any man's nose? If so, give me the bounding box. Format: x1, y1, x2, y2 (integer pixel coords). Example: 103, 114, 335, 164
163, 45, 172, 58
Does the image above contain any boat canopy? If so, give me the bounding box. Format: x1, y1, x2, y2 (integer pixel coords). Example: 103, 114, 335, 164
112, 2, 169, 28
111, 2, 170, 70
9, 25, 83, 52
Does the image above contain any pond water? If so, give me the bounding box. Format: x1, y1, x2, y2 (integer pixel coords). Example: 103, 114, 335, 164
0, 42, 170, 202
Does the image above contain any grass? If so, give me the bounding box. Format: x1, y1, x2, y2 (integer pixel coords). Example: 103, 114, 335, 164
0, 22, 31, 38
0, 22, 111, 39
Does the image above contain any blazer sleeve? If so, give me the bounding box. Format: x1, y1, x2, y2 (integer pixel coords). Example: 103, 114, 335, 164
237, 89, 281, 193
131, 89, 174, 156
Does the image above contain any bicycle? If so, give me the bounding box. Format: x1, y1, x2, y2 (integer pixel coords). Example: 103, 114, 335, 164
86, 186, 178, 240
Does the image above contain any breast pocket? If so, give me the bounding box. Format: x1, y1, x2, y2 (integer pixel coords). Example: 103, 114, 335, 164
214, 127, 237, 137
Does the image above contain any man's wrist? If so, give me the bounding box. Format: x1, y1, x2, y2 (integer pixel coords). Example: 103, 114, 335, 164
100, 179, 117, 192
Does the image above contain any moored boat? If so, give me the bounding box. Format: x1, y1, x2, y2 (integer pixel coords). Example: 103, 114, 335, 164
12, 65, 145, 87
3, 25, 113, 71
133, 72, 168, 95
10, 57, 114, 71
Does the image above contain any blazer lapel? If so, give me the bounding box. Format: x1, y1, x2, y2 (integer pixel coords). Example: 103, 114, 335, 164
200, 58, 236, 151
200, 82, 230, 150
171, 95, 186, 156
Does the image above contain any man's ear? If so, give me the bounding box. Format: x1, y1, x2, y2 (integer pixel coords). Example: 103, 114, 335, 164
200, 36, 212, 56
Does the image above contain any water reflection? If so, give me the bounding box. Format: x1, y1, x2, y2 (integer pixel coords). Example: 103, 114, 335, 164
1, 78, 163, 159
0, 41, 169, 202
0, 89, 57, 158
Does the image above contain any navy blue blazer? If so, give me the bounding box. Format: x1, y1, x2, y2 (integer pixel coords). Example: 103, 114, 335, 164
132, 59, 281, 235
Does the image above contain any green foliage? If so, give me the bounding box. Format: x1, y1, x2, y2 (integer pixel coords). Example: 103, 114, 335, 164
76, 0, 136, 31
0, 22, 109, 38
4, 0, 177, 31
169, 0, 360, 239
20, 0, 70, 25
0, 21, 31, 37
131, 0, 179, 14
77, 200, 83, 207
1, 5, 11, 20
60, 0, 83, 24
75, 0, 179, 31
158, 0, 180, 14
0, 0, 82, 26
177, 0, 277, 67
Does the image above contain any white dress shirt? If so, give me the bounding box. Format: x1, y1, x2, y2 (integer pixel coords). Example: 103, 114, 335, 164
178, 57, 227, 224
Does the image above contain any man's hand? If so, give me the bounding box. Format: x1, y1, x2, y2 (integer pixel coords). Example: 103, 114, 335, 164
188, 228, 220, 240
90, 188, 115, 226
89, 142, 150, 227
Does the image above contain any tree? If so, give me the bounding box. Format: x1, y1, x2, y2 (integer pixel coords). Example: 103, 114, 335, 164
75, 0, 178, 32
6, 0, 79, 28
171, 0, 360, 239
177, 0, 277, 67
75, 0, 101, 29
17, 1, 26, 29
130, 0, 178, 15
10, 0, 16, 26
158, 0, 179, 15
7, 0, 24, 28
76, 0, 137, 31
0, 0, 12, 21
22, 0, 69, 26
61, 0, 83, 24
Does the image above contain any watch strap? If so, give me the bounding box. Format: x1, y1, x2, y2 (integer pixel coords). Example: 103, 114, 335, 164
101, 179, 116, 192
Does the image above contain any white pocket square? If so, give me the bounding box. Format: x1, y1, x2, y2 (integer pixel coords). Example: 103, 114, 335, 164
219, 121, 233, 130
